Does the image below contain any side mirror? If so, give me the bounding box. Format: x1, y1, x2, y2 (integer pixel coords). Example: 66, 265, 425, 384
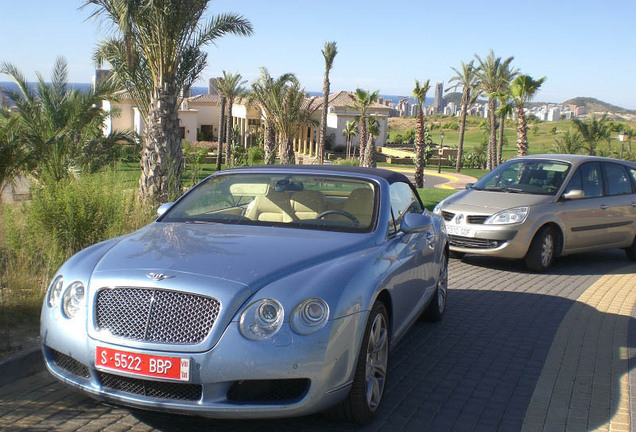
562, 190, 584, 201
157, 202, 174, 218
465, 183, 474, 190
401, 213, 433, 234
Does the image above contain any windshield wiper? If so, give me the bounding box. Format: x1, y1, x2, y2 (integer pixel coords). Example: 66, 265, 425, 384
482, 186, 524, 193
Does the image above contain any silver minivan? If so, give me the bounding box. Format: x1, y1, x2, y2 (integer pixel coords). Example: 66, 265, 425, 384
434, 155, 636, 272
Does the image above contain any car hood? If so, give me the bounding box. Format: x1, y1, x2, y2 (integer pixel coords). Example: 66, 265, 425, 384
443, 189, 554, 213
87, 222, 375, 352
92, 222, 373, 289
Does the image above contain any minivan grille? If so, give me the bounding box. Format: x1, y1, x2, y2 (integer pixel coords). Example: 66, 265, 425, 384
95, 288, 220, 344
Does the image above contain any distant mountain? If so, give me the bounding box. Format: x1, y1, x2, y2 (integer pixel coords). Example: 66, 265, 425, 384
562, 97, 634, 115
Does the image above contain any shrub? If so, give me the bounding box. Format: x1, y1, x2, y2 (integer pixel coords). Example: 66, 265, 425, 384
248, 146, 265, 165
334, 158, 361, 166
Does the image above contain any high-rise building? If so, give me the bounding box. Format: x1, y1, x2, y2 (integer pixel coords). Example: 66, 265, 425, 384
433, 82, 445, 114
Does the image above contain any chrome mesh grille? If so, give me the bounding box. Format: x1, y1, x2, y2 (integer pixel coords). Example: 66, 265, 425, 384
99, 372, 202, 401
95, 288, 220, 344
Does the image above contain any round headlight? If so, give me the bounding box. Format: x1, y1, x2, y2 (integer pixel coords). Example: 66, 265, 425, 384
239, 299, 284, 340
62, 282, 85, 319
47, 276, 64, 308
291, 298, 329, 335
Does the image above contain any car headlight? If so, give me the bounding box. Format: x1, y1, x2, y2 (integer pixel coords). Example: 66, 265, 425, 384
47, 275, 64, 308
239, 299, 284, 340
291, 298, 329, 335
433, 201, 445, 215
62, 282, 85, 319
485, 207, 528, 225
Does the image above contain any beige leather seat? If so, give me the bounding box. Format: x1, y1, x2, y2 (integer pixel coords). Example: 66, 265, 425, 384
344, 188, 374, 226
245, 191, 295, 222
290, 190, 326, 220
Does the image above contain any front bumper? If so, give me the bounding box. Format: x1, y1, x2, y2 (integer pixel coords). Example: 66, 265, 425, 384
448, 226, 530, 259
41, 313, 366, 419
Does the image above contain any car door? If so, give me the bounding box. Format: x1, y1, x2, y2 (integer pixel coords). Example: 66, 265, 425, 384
558, 162, 610, 251
383, 182, 435, 338
600, 162, 636, 247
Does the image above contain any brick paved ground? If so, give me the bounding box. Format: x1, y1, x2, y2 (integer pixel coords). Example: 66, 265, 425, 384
0, 250, 634, 432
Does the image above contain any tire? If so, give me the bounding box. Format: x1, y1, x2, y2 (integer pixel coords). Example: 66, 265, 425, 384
625, 236, 636, 261
332, 302, 389, 425
525, 226, 556, 272
423, 252, 448, 321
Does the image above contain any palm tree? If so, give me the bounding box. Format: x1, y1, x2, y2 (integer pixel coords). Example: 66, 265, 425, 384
349, 89, 380, 168
318, 41, 338, 164
255, 74, 318, 164
0, 57, 132, 183
342, 120, 358, 159
495, 94, 514, 165
474, 50, 515, 170
216, 71, 247, 168
250, 68, 297, 164
0, 113, 25, 202
412, 79, 431, 187
447, 61, 480, 172
213, 78, 226, 171
572, 114, 611, 156
510, 74, 546, 156
86, 0, 253, 202
552, 128, 584, 154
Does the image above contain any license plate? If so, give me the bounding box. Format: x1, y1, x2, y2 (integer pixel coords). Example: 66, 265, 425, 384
96, 346, 190, 382
445, 224, 474, 238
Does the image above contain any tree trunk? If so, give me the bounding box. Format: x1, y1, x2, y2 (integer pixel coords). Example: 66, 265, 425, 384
456, 93, 468, 172
358, 119, 368, 167
318, 76, 330, 164
279, 134, 295, 165
497, 115, 505, 166
516, 104, 528, 156
139, 83, 183, 203
263, 119, 276, 164
216, 97, 226, 171
225, 98, 233, 167
414, 105, 425, 187
366, 135, 376, 168
487, 98, 497, 170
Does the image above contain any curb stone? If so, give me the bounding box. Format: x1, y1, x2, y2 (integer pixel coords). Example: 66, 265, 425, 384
0, 347, 43, 387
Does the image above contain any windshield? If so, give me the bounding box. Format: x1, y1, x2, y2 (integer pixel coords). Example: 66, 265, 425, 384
161, 173, 378, 233
472, 159, 571, 195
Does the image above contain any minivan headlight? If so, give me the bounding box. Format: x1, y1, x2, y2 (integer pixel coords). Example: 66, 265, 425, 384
484, 207, 528, 225
433, 201, 445, 215
239, 299, 284, 340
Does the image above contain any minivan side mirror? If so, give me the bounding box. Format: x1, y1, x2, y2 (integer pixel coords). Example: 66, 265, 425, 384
562, 190, 584, 200
465, 183, 474, 190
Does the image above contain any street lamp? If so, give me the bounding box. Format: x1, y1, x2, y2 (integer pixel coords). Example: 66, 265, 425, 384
618, 131, 625, 159
438, 132, 445, 173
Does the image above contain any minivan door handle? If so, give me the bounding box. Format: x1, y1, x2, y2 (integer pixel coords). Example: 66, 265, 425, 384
600, 204, 609, 210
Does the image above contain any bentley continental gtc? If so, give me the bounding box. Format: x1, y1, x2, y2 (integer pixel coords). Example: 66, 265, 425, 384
41, 165, 449, 425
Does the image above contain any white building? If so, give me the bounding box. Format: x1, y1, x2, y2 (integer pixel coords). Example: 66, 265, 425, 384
102, 89, 389, 156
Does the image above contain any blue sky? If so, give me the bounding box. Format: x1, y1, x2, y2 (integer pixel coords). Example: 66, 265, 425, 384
1, 0, 635, 109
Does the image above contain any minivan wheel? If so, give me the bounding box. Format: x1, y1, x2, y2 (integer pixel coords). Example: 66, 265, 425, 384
525, 226, 556, 272
626, 236, 636, 261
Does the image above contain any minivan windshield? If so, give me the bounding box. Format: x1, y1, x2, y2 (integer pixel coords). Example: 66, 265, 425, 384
472, 159, 571, 195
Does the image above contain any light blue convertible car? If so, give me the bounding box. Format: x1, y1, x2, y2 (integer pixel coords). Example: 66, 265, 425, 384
41, 165, 449, 424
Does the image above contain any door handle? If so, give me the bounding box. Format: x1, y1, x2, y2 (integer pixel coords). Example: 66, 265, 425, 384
600, 204, 609, 210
